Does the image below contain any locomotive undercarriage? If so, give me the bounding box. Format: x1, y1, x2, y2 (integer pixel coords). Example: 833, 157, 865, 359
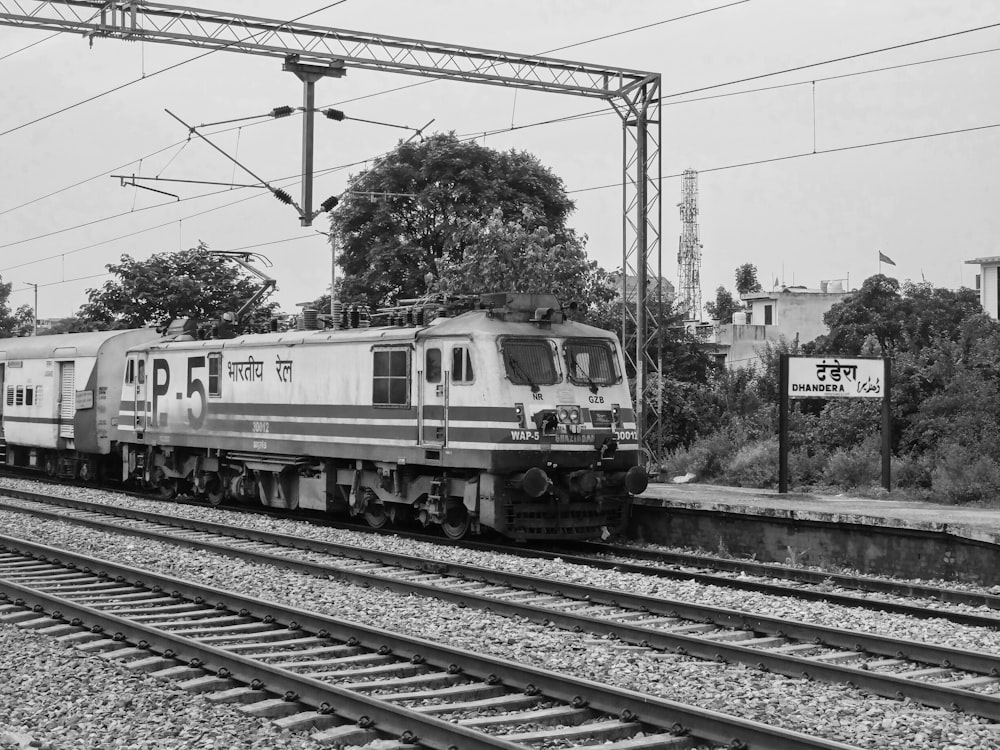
123, 445, 642, 541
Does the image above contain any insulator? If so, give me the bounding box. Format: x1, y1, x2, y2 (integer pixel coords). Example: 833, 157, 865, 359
360, 305, 371, 328
273, 188, 293, 205
271, 105, 294, 118
320, 195, 339, 212
324, 108, 346, 121
349, 304, 360, 328
415, 308, 425, 326
331, 300, 343, 328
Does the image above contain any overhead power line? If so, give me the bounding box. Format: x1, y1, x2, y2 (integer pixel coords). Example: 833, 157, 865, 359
661, 20, 1000, 100
0, 1, 350, 140
566, 119, 1000, 195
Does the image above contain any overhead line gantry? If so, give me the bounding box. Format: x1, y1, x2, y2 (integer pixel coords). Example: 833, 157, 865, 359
0, 0, 664, 466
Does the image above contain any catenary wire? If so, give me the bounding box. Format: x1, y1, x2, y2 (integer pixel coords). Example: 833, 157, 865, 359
565, 120, 1000, 195
4, 10, 1000, 278
6, 6, 991, 221
659, 20, 1000, 100
0, 1, 350, 139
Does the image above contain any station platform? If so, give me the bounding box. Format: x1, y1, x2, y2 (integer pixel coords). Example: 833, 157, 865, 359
636, 483, 1000, 546
629, 484, 1000, 584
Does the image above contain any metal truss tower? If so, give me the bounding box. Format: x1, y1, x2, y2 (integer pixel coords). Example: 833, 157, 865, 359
677, 169, 702, 321
0, 1, 664, 465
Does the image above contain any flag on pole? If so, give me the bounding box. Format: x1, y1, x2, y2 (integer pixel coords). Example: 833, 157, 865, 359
878, 251, 896, 266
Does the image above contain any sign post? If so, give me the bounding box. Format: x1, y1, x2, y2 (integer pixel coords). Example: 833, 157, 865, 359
779, 355, 891, 493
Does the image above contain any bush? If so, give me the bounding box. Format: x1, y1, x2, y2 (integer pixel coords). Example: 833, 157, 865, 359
789, 447, 829, 488
822, 438, 881, 489
893, 452, 934, 490
660, 430, 736, 482
722, 439, 778, 488
930, 443, 1000, 504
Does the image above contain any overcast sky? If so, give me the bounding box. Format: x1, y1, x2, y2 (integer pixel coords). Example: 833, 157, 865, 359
1, 0, 998, 321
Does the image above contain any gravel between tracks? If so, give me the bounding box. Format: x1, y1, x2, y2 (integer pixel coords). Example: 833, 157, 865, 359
1, 478, 999, 750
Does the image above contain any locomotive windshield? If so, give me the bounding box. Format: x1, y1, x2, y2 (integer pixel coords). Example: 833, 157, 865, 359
501, 338, 559, 386
564, 339, 621, 386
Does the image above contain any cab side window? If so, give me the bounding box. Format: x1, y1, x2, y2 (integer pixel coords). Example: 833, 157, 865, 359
425, 348, 441, 383
451, 346, 474, 384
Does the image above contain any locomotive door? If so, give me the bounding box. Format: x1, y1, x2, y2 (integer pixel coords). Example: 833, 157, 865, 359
418, 343, 447, 447
132, 356, 147, 432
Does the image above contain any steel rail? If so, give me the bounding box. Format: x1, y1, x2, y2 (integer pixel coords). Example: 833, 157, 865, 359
0, 579, 523, 750
563, 541, 1000, 611
0, 533, 862, 750
4, 496, 1000, 719
7, 491, 999, 628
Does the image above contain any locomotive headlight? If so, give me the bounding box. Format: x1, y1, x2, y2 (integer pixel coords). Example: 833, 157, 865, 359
557, 407, 569, 423
568, 408, 581, 423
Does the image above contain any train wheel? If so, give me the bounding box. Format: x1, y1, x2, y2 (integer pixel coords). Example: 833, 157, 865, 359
78, 459, 95, 483
157, 477, 178, 500
43, 455, 57, 477
205, 473, 225, 506
440, 505, 471, 540
363, 504, 389, 529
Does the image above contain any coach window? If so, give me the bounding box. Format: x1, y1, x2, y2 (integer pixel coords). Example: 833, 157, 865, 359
125, 360, 135, 385
764, 304, 773, 325
137, 360, 146, 384
208, 353, 222, 397
451, 346, 474, 384
15, 386, 23, 406
425, 347, 441, 383
5, 386, 12, 406
24, 387, 33, 406
373, 347, 410, 407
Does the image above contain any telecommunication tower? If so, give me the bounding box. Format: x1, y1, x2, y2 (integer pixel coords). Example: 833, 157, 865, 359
677, 169, 702, 321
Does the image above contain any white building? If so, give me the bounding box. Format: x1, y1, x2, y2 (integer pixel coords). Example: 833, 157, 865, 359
965, 257, 1000, 319
707, 281, 852, 369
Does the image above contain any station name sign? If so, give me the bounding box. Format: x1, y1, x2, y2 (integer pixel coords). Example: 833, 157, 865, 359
786, 357, 885, 399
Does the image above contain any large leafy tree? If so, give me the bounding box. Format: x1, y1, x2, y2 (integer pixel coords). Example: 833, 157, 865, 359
333, 132, 575, 310
79, 243, 278, 329
809, 274, 905, 355
434, 207, 617, 326
809, 275, 983, 356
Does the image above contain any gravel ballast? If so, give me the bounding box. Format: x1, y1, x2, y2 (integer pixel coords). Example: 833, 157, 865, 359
1, 478, 999, 749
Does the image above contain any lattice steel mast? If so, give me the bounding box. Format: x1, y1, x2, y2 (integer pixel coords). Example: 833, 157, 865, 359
677, 168, 702, 321
0, 0, 664, 464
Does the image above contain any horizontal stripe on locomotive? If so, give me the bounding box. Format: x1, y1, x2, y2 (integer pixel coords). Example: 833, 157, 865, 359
117, 401, 637, 422
117, 432, 643, 472
117, 419, 637, 448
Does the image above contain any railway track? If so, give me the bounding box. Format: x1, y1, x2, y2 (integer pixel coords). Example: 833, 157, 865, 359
2, 489, 1000, 724
544, 541, 1000, 614
0, 532, 862, 750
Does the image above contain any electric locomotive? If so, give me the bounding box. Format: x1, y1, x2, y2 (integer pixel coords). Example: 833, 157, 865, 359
0, 292, 647, 540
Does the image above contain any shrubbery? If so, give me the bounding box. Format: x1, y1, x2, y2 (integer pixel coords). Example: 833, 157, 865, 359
654, 277, 1000, 505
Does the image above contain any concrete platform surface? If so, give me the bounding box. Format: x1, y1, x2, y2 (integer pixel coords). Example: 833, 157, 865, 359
635, 483, 1000, 546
